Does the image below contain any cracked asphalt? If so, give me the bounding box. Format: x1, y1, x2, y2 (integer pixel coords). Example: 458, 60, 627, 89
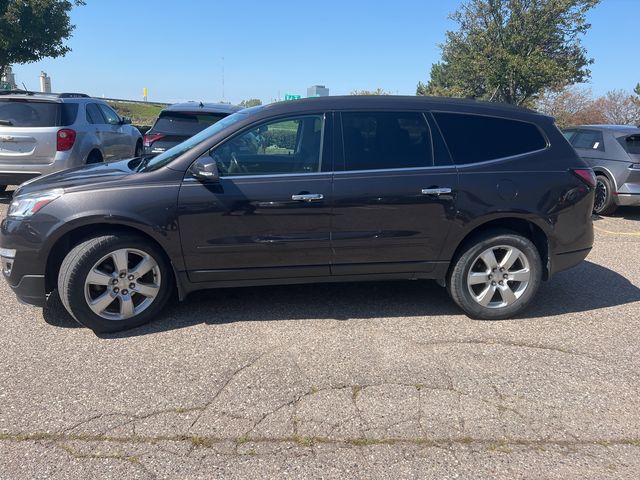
1, 189, 640, 479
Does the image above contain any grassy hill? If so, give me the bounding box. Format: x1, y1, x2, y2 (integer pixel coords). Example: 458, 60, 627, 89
106, 101, 166, 131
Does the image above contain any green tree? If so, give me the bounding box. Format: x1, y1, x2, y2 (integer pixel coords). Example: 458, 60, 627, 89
239, 98, 262, 108
0, 0, 85, 80
417, 0, 600, 105
350, 88, 391, 95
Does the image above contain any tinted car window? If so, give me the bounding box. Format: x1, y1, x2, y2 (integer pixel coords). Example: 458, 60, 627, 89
433, 112, 547, 164
571, 130, 604, 151
212, 115, 323, 176
0, 100, 59, 127
619, 134, 640, 155
86, 103, 105, 124
152, 111, 228, 136
341, 112, 432, 170
61, 104, 79, 126
98, 104, 121, 125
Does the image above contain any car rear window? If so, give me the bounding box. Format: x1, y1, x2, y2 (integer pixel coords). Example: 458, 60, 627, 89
152, 111, 228, 136
432, 112, 547, 164
0, 99, 77, 127
618, 134, 640, 155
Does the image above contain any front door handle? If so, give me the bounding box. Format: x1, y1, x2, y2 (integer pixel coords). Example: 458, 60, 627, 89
421, 187, 452, 196
291, 193, 324, 202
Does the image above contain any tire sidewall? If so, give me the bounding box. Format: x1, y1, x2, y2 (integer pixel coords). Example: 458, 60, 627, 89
593, 175, 615, 215
449, 233, 542, 320
60, 236, 173, 333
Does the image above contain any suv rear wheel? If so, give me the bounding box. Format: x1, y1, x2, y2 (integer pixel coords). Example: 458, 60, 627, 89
58, 234, 173, 332
447, 230, 542, 320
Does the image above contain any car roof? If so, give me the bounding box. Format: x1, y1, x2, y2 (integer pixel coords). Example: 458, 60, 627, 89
246, 95, 545, 119
0, 90, 97, 103
163, 102, 242, 114
578, 124, 640, 134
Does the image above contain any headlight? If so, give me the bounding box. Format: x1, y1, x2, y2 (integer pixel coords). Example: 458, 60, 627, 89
8, 188, 64, 219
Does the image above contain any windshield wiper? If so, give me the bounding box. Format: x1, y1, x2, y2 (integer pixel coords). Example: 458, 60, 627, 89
0, 119, 13, 126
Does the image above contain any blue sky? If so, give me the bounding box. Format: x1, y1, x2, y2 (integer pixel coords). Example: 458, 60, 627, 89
11, 0, 639, 104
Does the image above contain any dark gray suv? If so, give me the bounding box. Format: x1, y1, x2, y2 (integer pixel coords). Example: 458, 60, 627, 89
563, 125, 640, 215
1, 96, 595, 332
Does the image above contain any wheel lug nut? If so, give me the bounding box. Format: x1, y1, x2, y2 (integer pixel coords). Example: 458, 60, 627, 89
503, 274, 508, 279
499, 281, 504, 285
122, 289, 128, 295
119, 272, 126, 278
500, 268, 505, 272
491, 281, 496, 286
111, 279, 118, 285
113, 287, 119, 293
128, 275, 134, 280
129, 283, 135, 289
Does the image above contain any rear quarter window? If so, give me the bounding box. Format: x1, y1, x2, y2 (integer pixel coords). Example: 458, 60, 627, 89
432, 112, 547, 164
618, 134, 640, 155
0, 100, 61, 127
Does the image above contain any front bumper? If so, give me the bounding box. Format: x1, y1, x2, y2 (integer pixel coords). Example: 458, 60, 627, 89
8, 274, 46, 306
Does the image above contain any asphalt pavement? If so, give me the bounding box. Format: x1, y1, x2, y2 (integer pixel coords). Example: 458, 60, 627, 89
1, 190, 639, 479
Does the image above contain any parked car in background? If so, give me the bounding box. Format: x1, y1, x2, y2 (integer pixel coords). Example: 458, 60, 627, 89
143, 102, 241, 156
563, 125, 640, 215
0, 91, 143, 193
1, 96, 594, 332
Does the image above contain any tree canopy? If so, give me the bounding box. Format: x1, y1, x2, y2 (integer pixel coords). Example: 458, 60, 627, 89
417, 0, 600, 105
350, 88, 391, 96
0, 0, 84, 79
239, 98, 262, 108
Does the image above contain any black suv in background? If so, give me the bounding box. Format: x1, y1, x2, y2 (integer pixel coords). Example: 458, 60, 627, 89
143, 102, 241, 156
1, 96, 595, 332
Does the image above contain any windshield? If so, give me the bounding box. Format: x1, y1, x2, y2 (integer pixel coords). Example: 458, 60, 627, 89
139, 110, 250, 172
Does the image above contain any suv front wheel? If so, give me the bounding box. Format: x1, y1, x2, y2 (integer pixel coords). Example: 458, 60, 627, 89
447, 230, 542, 320
58, 234, 173, 332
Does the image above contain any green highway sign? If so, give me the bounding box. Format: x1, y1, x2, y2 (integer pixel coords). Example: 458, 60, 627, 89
0, 81, 11, 91
284, 94, 301, 101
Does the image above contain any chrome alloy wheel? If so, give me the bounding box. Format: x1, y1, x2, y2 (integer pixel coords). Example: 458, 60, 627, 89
466, 245, 531, 309
84, 248, 161, 320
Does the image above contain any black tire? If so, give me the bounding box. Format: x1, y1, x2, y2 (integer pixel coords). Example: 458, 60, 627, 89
57, 235, 173, 333
447, 230, 542, 320
134, 141, 143, 157
86, 150, 103, 164
593, 175, 617, 216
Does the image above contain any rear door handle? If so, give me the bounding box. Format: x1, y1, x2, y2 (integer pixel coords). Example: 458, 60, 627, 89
421, 187, 452, 196
291, 193, 324, 202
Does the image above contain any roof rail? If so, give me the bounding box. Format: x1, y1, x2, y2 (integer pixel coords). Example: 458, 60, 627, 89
58, 92, 90, 98
0, 89, 35, 96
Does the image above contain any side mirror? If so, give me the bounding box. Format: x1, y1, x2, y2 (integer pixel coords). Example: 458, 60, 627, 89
121, 116, 132, 124
189, 157, 219, 182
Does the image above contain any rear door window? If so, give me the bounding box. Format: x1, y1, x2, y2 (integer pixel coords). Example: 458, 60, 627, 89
0, 100, 61, 127
86, 103, 106, 124
571, 130, 605, 151
153, 111, 228, 136
432, 112, 547, 164
340, 111, 432, 170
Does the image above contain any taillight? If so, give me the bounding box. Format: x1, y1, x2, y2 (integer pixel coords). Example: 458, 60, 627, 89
571, 168, 596, 188
56, 129, 76, 151
143, 133, 165, 147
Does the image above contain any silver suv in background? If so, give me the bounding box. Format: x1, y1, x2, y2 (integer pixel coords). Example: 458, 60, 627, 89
0, 91, 143, 193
